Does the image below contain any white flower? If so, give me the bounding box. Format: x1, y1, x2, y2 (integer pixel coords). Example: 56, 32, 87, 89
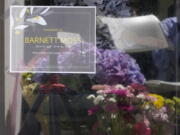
101, 115, 105, 119
86, 94, 95, 100
108, 97, 117, 103
153, 110, 169, 122
161, 113, 169, 122
136, 93, 145, 99
107, 127, 111, 132
144, 104, 150, 110
96, 90, 107, 97
96, 90, 104, 94
111, 114, 117, 119
97, 95, 105, 100
26, 16, 47, 26
93, 95, 105, 105
115, 84, 125, 89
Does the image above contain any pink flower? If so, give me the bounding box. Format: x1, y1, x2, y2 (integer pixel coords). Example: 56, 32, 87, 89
143, 116, 150, 127
102, 89, 112, 94
88, 106, 99, 116
145, 128, 151, 135
107, 89, 128, 97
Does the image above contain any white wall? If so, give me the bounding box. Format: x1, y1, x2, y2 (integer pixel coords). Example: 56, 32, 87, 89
5, 1, 24, 135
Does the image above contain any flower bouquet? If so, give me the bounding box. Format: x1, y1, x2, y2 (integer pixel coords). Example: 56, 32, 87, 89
87, 83, 180, 135
19, 48, 179, 135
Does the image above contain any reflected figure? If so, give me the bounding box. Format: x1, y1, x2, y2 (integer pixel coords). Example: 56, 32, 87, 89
152, 17, 179, 81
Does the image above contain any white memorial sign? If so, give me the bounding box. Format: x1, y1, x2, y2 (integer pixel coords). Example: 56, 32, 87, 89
10, 6, 96, 73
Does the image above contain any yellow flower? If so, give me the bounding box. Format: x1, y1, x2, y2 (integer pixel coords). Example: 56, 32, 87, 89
149, 94, 165, 109
154, 100, 164, 109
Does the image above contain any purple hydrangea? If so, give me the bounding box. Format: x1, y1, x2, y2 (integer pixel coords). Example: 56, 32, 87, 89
32, 45, 145, 86
96, 49, 145, 85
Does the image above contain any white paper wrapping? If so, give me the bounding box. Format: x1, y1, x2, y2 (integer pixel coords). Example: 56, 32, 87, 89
100, 15, 170, 52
